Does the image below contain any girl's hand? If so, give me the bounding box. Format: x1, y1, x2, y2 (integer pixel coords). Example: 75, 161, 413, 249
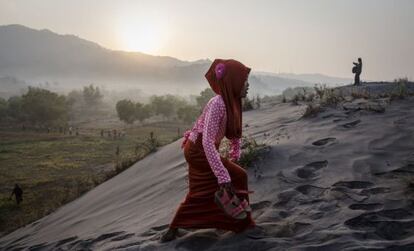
219, 182, 235, 194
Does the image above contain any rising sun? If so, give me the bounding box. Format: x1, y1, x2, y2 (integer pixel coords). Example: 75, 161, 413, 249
117, 20, 167, 55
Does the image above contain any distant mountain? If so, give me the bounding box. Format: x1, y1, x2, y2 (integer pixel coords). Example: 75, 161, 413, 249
0, 25, 205, 79
0, 24, 319, 96
277, 73, 351, 85
256, 72, 352, 86
244, 74, 310, 98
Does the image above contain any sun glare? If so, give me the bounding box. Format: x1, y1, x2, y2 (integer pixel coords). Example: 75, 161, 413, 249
117, 17, 168, 55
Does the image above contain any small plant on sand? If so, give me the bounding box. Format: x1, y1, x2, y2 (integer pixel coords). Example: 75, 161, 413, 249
350, 87, 371, 99
314, 84, 327, 100
238, 136, 269, 169
321, 87, 343, 106
242, 96, 254, 111
309, 84, 344, 109
291, 94, 300, 105
314, 84, 341, 105
302, 103, 321, 118
305, 93, 316, 102
392, 78, 409, 99
219, 136, 269, 170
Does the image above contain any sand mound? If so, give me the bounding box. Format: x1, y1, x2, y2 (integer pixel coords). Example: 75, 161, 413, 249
1, 87, 414, 250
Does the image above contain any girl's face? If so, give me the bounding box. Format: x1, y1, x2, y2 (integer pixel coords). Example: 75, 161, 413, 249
240, 80, 249, 98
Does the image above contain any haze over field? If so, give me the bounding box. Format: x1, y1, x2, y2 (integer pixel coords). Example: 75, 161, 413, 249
1, 0, 413, 81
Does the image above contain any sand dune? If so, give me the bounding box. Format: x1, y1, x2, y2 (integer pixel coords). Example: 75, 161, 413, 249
1, 84, 414, 250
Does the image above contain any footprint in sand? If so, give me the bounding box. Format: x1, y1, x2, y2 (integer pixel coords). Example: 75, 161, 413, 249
331, 181, 374, 202
374, 163, 414, 178
312, 137, 336, 146
348, 203, 383, 211
359, 187, 391, 195
296, 160, 328, 179
295, 184, 327, 197
273, 190, 300, 207
345, 208, 414, 240
332, 180, 374, 189
251, 200, 272, 211
277, 160, 328, 183
271, 222, 312, 238
341, 119, 361, 128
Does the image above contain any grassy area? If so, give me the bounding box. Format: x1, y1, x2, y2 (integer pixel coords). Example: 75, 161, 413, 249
0, 120, 189, 236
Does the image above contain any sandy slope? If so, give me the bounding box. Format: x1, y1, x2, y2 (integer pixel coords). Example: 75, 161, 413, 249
1, 86, 414, 251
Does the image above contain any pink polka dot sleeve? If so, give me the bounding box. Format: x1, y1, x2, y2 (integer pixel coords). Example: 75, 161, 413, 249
202, 97, 231, 184
229, 138, 242, 162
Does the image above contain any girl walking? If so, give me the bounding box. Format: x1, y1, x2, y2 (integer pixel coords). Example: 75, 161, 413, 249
161, 59, 261, 242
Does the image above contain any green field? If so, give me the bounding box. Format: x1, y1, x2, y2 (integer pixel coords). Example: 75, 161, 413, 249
0, 120, 190, 236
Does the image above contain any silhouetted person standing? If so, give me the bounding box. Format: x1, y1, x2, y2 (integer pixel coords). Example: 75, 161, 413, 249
10, 184, 23, 205
353, 58, 363, 85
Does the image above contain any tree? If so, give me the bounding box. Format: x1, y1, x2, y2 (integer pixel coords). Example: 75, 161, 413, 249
7, 96, 24, 121
116, 99, 136, 124
149, 95, 175, 119
67, 89, 83, 107
196, 88, 215, 109
0, 97, 7, 121
21, 87, 68, 125
177, 105, 200, 124
135, 103, 152, 123
83, 84, 103, 107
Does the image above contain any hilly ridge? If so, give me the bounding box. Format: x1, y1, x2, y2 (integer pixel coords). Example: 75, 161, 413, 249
0, 25, 343, 96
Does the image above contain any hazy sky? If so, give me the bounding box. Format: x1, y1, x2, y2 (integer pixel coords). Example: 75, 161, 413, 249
1, 0, 413, 80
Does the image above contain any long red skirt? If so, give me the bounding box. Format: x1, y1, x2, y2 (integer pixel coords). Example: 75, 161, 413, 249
169, 132, 255, 233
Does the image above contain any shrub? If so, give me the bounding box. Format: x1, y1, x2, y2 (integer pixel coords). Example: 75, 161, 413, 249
291, 94, 300, 105
305, 93, 316, 102
242, 96, 254, 111
323, 88, 343, 106
314, 84, 326, 100
392, 78, 408, 99
238, 136, 269, 169
302, 103, 321, 118
314, 84, 343, 106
